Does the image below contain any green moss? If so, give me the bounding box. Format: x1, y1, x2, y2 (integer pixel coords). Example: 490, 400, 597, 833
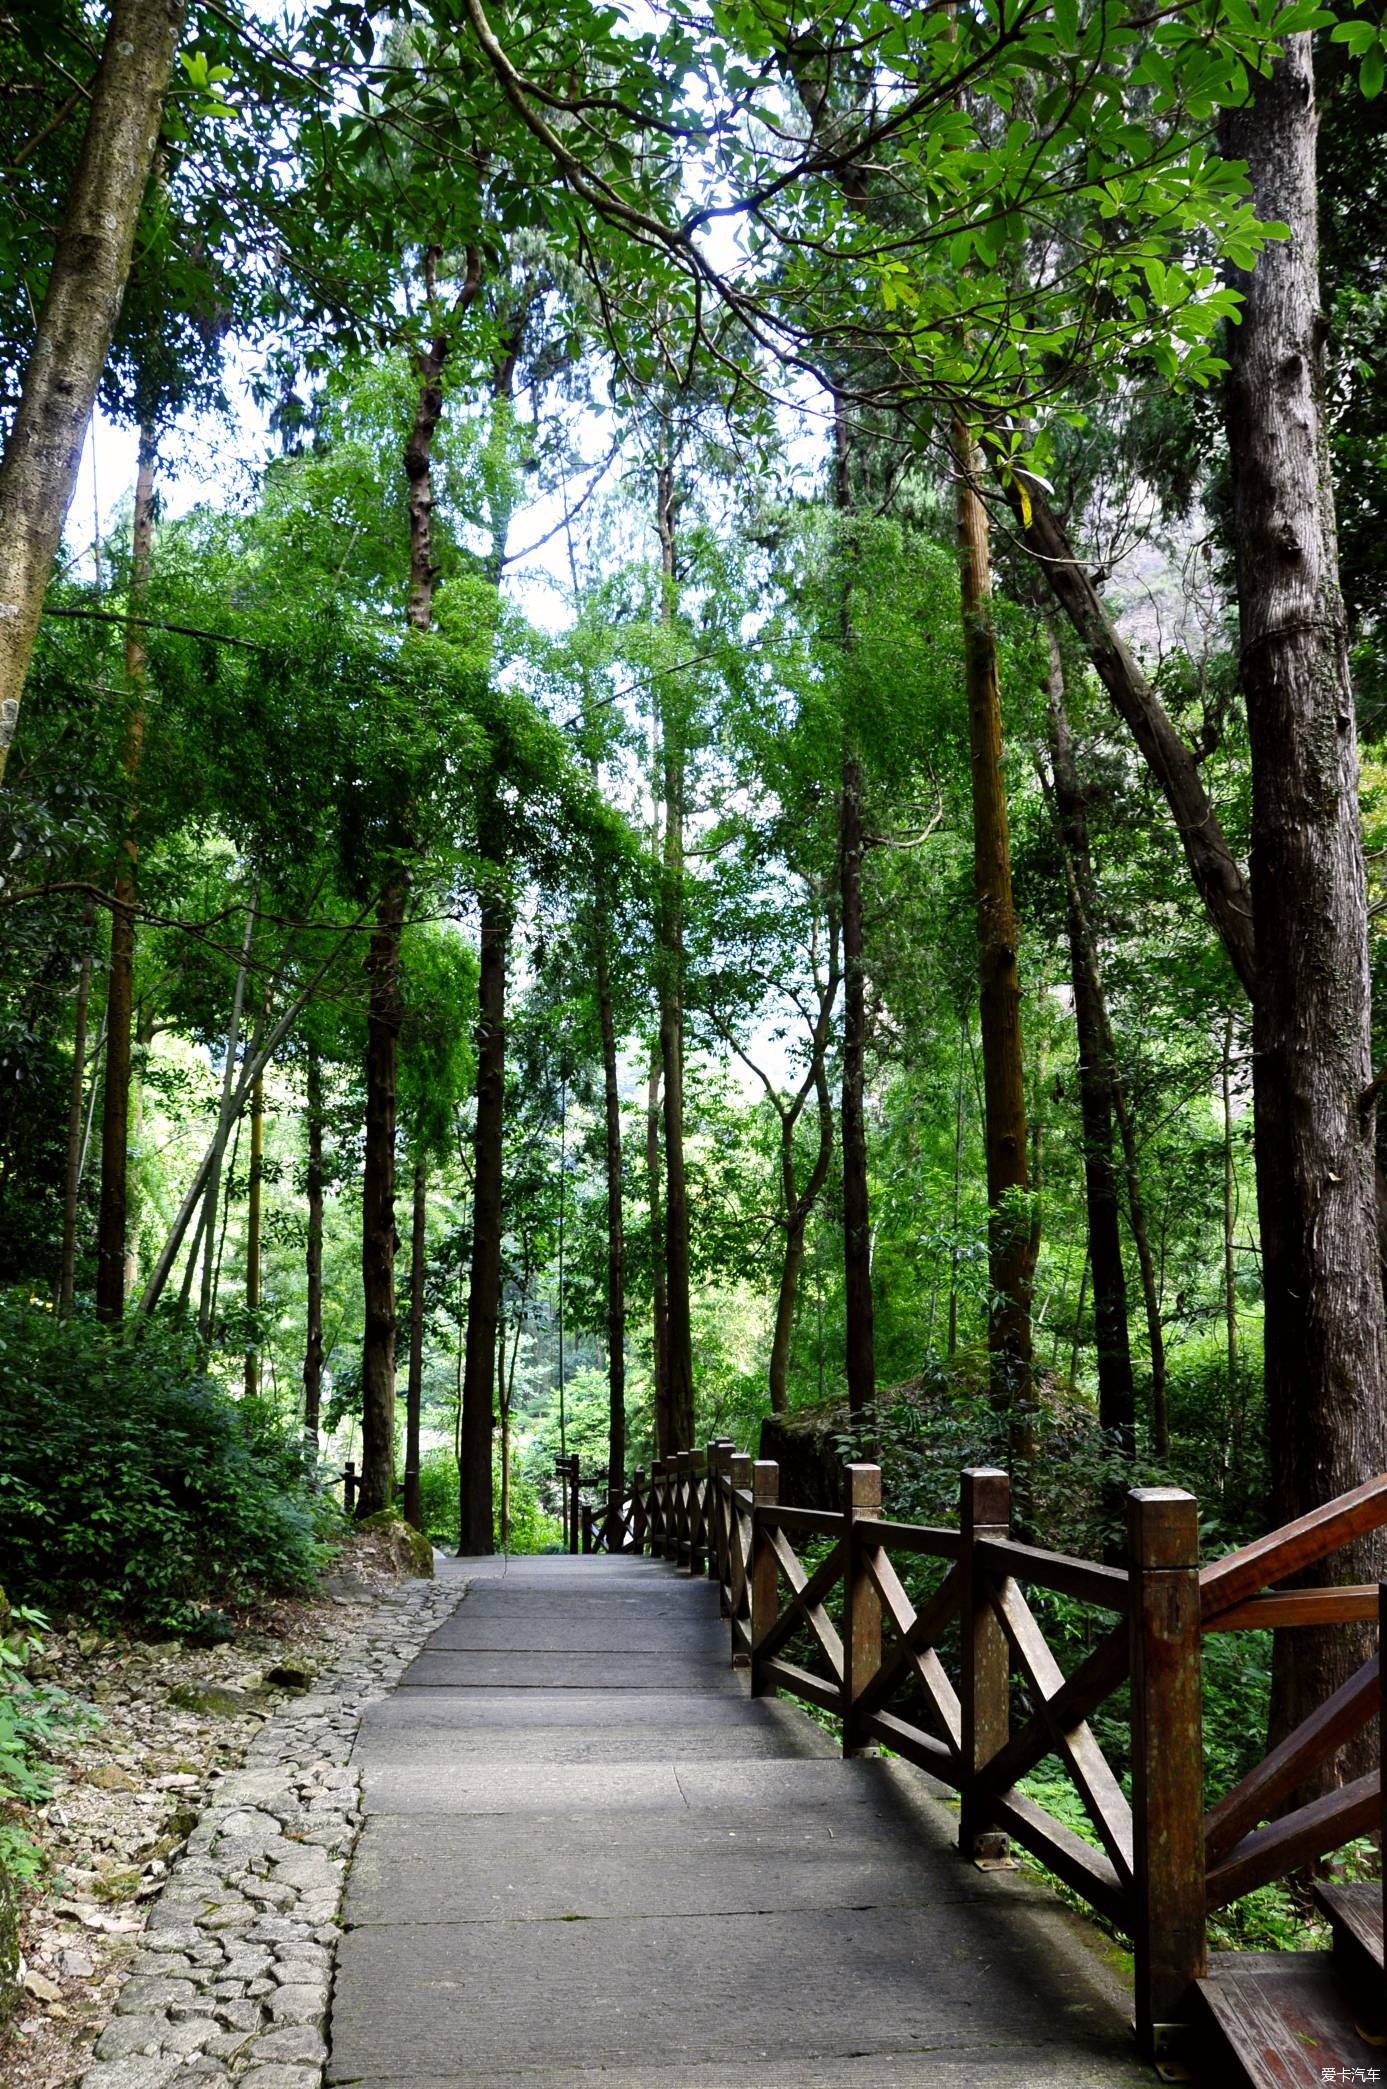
356, 1511, 435, 1578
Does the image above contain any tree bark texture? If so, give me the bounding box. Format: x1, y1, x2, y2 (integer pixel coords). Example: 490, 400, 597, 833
303, 1045, 324, 1440
1221, 37, 1387, 1750
403, 1158, 426, 1531
655, 459, 695, 1454
95, 425, 155, 1318
59, 905, 95, 1313
359, 881, 405, 1518
0, 0, 184, 783
1044, 630, 1134, 1445
459, 851, 508, 1553
956, 419, 1034, 1415
596, 898, 627, 1488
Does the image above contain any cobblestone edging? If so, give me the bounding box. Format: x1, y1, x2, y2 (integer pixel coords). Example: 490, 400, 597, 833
79, 1571, 462, 2089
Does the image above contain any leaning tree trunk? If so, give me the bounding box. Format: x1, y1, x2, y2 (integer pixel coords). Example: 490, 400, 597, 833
955, 418, 1034, 1420
459, 845, 508, 1555
358, 881, 405, 1518
1221, 36, 1387, 1755
596, 896, 626, 1489
95, 425, 155, 1318
1044, 630, 1134, 1445
403, 1159, 426, 1532
303, 1044, 324, 1442
0, 0, 184, 785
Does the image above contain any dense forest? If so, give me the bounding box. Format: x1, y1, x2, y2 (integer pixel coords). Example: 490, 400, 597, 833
1, 0, 1386, 1919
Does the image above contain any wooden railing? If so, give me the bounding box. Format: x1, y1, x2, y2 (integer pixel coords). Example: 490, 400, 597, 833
588, 1441, 1387, 2059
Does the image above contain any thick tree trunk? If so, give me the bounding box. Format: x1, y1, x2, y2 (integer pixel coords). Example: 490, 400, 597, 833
403, 1159, 426, 1531
768, 1213, 808, 1415
655, 461, 695, 1453
359, 882, 405, 1518
303, 1045, 324, 1442
95, 426, 155, 1318
1221, 38, 1387, 1750
459, 856, 507, 1554
0, 0, 183, 783
244, 1066, 264, 1398
1044, 631, 1134, 1445
59, 905, 96, 1313
645, 1045, 672, 1453
955, 419, 1033, 1418
596, 906, 626, 1488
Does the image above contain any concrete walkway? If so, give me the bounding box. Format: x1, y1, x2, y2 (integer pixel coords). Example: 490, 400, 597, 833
328, 1552, 1151, 2086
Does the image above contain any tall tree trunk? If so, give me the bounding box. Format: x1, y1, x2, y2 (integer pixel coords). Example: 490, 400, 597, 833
0, 0, 183, 783
834, 409, 876, 1418
645, 1044, 672, 1452
948, 1006, 967, 1358
459, 856, 507, 1554
403, 1158, 426, 1531
303, 1044, 324, 1441
197, 889, 255, 1334
59, 903, 96, 1313
498, 1310, 511, 1549
768, 1212, 809, 1416
95, 424, 155, 1318
955, 419, 1034, 1419
1043, 628, 1134, 1446
359, 881, 405, 1518
244, 1064, 264, 1397
596, 899, 626, 1488
1222, 1011, 1239, 1393
1221, 37, 1387, 1753
655, 460, 694, 1452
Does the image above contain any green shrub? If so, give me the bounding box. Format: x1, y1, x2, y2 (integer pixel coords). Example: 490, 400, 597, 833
0, 1294, 333, 1632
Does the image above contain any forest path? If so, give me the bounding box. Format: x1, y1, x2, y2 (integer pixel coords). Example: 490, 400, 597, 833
326, 1552, 1150, 2086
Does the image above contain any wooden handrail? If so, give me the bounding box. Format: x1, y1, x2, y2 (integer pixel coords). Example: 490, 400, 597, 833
605, 1437, 1385, 2061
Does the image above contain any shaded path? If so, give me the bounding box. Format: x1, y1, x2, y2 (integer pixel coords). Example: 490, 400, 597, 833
328, 1553, 1150, 2085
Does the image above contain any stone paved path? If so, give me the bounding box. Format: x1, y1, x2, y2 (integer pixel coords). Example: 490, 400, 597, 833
328, 1553, 1151, 2087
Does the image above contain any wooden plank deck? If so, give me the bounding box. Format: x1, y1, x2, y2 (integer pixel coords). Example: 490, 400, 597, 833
327, 1552, 1152, 2086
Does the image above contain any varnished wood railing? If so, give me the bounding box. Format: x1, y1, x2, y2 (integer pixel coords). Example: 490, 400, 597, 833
585, 1444, 1387, 2058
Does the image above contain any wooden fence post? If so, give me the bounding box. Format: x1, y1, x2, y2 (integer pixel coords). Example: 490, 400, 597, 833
750, 1459, 780, 1697
730, 1452, 753, 1667
677, 1450, 693, 1566
631, 1469, 647, 1554
708, 1441, 731, 1610
606, 1484, 623, 1554
702, 1440, 723, 1585
581, 1503, 593, 1554
842, 1462, 882, 1756
649, 1459, 666, 1558
959, 1466, 1010, 1858
343, 1461, 357, 1515
687, 1450, 707, 1576
568, 1456, 580, 1556
1129, 1486, 1204, 2059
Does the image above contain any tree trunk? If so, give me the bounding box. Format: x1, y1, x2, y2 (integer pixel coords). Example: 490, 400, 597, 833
948, 1006, 967, 1358
403, 1158, 426, 1531
1221, 37, 1387, 1752
955, 418, 1033, 1419
1222, 1011, 1239, 1393
459, 853, 507, 1555
358, 881, 405, 1518
59, 903, 95, 1313
1043, 628, 1134, 1446
645, 1044, 672, 1453
197, 891, 255, 1335
768, 1211, 808, 1415
95, 424, 155, 1318
303, 1044, 324, 1441
0, 0, 184, 783
244, 1065, 264, 1398
596, 900, 626, 1488
498, 1311, 511, 1549
655, 460, 694, 1453
833, 411, 876, 1419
